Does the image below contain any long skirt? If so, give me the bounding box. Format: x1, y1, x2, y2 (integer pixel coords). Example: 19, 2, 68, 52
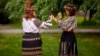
22, 33, 42, 56
59, 31, 78, 56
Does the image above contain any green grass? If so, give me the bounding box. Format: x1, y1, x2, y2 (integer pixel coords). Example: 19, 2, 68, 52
0, 33, 100, 56
76, 16, 84, 24
0, 34, 21, 56
76, 16, 100, 29
76, 33, 100, 56
10, 22, 22, 29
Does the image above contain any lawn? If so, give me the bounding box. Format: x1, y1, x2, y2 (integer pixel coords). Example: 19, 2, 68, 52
0, 33, 100, 56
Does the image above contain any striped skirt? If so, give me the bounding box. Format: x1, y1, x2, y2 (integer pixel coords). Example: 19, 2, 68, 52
22, 33, 42, 56
59, 31, 78, 56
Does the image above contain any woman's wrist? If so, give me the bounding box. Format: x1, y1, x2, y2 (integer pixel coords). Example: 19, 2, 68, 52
59, 18, 62, 20
53, 18, 57, 22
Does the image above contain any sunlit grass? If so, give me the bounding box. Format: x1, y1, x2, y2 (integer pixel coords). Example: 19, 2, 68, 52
0, 34, 21, 56
0, 33, 100, 56
76, 16, 84, 24
77, 33, 100, 56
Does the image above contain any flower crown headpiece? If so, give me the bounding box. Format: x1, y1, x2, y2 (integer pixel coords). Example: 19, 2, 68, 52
25, 0, 32, 7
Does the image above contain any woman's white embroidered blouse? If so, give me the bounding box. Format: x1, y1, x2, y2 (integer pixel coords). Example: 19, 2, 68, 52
22, 18, 52, 33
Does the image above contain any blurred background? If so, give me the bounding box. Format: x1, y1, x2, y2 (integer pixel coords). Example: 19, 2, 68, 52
0, 0, 100, 28
0, 0, 100, 56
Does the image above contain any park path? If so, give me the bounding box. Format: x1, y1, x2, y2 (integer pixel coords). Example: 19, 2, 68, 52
0, 24, 100, 33
0, 29, 100, 33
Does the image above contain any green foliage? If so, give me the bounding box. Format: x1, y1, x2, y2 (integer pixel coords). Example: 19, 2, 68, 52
32, 0, 58, 20
0, 0, 8, 9
0, 0, 9, 24
93, 2, 100, 20
5, 0, 83, 23
92, 0, 100, 20
81, 20, 97, 26
5, 0, 25, 23
80, 0, 94, 10
80, 0, 100, 20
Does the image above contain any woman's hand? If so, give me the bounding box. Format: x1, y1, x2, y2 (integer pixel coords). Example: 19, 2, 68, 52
49, 14, 57, 22
49, 14, 53, 21
52, 15, 57, 22
57, 12, 62, 20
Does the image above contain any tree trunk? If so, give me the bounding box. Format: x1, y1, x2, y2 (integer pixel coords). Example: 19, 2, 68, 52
84, 9, 87, 21
89, 9, 97, 21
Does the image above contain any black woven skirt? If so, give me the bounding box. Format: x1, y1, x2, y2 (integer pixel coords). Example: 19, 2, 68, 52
22, 33, 42, 56
59, 31, 78, 56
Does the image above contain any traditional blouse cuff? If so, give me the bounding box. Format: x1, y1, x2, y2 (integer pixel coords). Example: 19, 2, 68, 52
40, 21, 52, 28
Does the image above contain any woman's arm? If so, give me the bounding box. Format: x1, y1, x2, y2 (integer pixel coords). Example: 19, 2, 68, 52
59, 17, 77, 31
52, 15, 76, 30
40, 20, 52, 28
33, 18, 52, 28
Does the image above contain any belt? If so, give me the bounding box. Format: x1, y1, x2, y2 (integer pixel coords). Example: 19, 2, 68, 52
63, 29, 73, 32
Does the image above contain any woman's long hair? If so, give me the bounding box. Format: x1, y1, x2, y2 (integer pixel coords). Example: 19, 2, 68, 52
24, 8, 36, 19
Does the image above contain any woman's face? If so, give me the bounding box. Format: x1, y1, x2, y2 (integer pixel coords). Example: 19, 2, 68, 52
65, 10, 69, 16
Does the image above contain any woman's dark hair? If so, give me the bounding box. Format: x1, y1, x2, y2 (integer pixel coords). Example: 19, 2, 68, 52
64, 4, 77, 16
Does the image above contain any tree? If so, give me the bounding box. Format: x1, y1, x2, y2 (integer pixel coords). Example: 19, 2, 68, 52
32, 0, 83, 20
0, 0, 9, 24
5, 0, 25, 23
93, 0, 100, 21
5, 0, 83, 23
80, 0, 100, 22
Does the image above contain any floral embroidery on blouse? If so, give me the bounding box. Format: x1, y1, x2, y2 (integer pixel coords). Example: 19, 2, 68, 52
33, 19, 52, 28
57, 16, 77, 31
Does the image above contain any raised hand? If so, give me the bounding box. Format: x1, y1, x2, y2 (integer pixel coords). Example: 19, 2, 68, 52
49, 14, 53, 21
57, 12, 62, 20
51, 15, 58, 22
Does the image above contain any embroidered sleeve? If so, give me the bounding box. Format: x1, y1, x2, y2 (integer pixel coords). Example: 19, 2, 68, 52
34, 19, 52, 28
40, 20, 52, 28
57, 17, 76, 30
33, 19, 42, 27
